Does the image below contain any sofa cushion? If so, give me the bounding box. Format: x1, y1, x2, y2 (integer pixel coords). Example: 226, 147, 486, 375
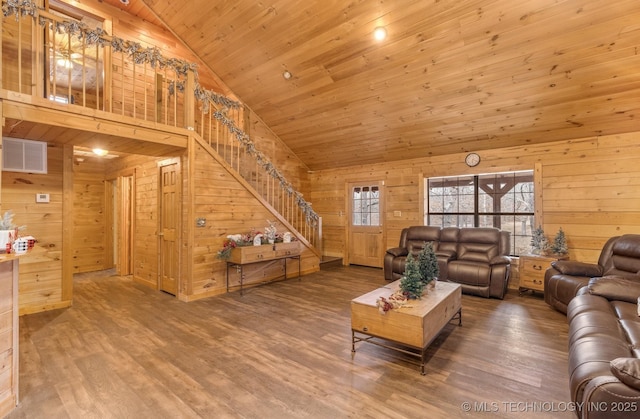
406, 226, 440, 242
611, 358, 640, 391
403, 226, 442, 257
587, 275, 640, 304
437, 227, 459, 255
456, 228, 500, 263
447, 260, 491, 286
604, 235, 640, 276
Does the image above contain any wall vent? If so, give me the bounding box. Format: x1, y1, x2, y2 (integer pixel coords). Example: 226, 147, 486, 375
2, 137, 48, 174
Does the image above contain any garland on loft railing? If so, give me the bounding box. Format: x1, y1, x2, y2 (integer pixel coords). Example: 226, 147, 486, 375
2, 0, 319, 225
212, 109, 319, 224
2, 0, 35, 19
1, 0, 230, 103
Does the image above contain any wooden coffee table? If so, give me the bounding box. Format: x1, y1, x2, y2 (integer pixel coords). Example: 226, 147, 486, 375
351, 280, 462, 374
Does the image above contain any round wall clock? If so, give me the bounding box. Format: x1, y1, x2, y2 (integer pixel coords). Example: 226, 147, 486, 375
465, 152, 480, 167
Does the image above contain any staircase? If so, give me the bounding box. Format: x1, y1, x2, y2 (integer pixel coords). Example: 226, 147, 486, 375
192, 101, 322, 254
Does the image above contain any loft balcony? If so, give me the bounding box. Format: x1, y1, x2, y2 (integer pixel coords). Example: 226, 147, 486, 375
1, 2, 321, 251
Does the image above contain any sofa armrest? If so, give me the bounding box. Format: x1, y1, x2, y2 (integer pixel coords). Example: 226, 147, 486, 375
386, 247, 408, 257
490, 255, 511, 265
435, 250, 456, 261
581, 375, 640, 419
587, 275, 640, 303
551, 260, 603, 277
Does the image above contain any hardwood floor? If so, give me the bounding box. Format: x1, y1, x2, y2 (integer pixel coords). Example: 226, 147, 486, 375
7, 266, 572, 418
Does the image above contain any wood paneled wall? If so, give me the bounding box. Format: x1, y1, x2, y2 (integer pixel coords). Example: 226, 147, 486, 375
1, 143, 68, 315
310, 132, 640, 265
106, 154, 163, 289
103, 139, 318, 301
244, 108, 311, 196
184, 139, 317, 301
72, 157, 108, 273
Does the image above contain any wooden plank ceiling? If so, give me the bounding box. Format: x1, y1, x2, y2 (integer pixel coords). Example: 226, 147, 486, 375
109, 0, 640, 171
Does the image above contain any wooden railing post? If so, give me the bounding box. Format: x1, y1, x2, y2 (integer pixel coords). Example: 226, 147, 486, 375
0, 3, 3, 91
184, 70, 195, 130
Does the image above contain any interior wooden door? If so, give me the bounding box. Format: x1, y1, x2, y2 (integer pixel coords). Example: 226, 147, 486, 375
348, 182, 384, 268
159, 162, 179, 295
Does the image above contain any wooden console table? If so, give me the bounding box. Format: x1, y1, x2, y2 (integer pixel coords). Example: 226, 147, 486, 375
351, 280, 462, 375
226, 242, 301, 295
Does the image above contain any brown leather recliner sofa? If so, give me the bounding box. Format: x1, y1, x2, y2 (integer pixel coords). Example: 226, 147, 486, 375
383, 226, 511, 299
545, 234, 640, 418
566, 277, 640, 418
544, 235, 640, 314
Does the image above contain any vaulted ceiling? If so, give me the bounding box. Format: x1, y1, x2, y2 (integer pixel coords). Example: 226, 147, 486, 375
105, 0, 640, 171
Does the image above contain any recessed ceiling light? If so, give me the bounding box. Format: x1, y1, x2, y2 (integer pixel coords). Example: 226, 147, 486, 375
373, 26, 387, 41
283, 70, 292, 80
92, 148, 109, 156
120, 0, 130, 5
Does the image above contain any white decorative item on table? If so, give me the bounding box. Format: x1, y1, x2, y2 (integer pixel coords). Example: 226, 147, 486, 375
265, 220, 277, 244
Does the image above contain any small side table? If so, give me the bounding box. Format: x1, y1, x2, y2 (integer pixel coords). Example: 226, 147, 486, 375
519, 254, 565, 295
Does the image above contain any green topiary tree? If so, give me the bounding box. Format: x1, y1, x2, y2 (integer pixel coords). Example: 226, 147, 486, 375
530, 225, 549, 255
400, 253, 425, 299
417, 241, 439, 285
551, 227, 568, 255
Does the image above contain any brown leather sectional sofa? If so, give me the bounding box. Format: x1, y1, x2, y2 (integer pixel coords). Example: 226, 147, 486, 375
545, 234, 640, 418
384, 226, 511, 299
544, 236, 627, 314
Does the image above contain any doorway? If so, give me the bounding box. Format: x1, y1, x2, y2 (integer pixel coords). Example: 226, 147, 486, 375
106, 174, 134, 275
347, 182, 384, 268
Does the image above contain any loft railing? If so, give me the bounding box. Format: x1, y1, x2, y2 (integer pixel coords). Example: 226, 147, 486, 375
2, 3, 191, 126
1, 0, 321, 250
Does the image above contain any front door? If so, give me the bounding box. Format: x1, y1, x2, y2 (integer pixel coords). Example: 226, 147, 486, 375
348, 182, 384, 268
159, 161, 179, 295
